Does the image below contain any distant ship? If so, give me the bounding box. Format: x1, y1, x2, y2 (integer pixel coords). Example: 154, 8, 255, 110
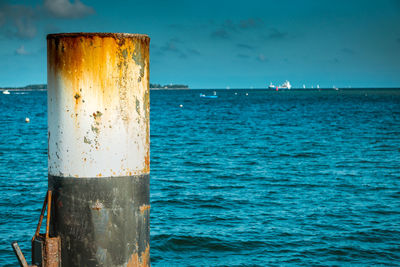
268, 81, 292, 90
2, 90, 10, 95
278, 80, 292, 90
268, 82, 275, 89
200, 91, 218, 98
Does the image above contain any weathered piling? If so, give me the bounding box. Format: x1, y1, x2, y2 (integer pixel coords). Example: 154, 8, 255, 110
47, 33, 150, 266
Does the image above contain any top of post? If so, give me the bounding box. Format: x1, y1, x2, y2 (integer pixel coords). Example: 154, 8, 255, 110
47, 32, 150, 40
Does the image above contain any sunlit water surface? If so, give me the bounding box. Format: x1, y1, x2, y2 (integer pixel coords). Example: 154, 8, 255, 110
0, 89, 399, 266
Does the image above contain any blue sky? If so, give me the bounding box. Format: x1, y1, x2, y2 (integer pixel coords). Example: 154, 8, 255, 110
0, 0, 399, 88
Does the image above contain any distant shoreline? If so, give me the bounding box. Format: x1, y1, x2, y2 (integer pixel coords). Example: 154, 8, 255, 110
0, 83, 190, 91
0, 84, 47, 91
1, 88, 47, 91
0, 87, 189, 91
1, 86, 399, 92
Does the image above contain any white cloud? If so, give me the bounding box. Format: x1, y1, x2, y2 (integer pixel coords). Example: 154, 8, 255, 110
0, 0, 94, 39
15, 45, 28, 55
44, 0, 95, 18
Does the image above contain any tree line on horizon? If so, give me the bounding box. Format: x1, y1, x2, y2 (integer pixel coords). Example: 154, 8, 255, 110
1, 83, 189, 89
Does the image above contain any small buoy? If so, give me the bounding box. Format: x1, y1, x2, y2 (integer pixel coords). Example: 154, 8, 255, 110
25, 117, 30, 123
246, 93, 248, 96
179, 104, 183, 108
235, 92, 237, 95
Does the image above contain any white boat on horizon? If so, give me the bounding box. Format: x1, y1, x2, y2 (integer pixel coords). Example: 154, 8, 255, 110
268, 80, 292, 90
278, 80, 292, 90
200, 91, 218, 98
268, 82, 275, 89
2, 90, 10, 95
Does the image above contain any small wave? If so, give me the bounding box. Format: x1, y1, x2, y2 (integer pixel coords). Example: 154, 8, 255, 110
293, 152, 324, 158
308, 245, 399, 264
270, 183, 327, 189
206, 185, 245, 190
199, 204, 226, 209
152, 199, 187, 206
159, 185, 186, 191
346, 228, 400, 243
151, 234, 266, 252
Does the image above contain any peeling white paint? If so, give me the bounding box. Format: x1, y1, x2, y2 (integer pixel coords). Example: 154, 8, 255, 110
47, 33, 150, 178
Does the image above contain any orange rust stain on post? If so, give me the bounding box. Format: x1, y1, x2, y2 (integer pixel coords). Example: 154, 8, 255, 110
139, 204, 150, 214
48, 33, 150, 177
144, 151, 150, 173
127, 244, 150, 267
49, 36, 120, 110
48, 34, 149, 126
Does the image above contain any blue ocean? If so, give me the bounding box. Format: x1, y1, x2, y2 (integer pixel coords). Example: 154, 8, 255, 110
1, 89, 399, 266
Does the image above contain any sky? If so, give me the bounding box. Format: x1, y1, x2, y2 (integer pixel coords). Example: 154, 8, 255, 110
0, 0, 399, 89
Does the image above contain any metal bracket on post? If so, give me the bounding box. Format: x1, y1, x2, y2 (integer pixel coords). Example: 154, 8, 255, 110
11, 190, 60, 267
31, 190, 61, 267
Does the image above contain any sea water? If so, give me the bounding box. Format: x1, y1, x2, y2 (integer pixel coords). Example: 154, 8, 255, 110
0, 89, 399, 266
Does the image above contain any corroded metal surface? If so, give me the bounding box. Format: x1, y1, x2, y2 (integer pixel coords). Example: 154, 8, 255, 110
11, 242, 29, 267
43, 236, 61, 267
49, 175, 150, 266
47, 33, 150, 178
47, 33, 150, 266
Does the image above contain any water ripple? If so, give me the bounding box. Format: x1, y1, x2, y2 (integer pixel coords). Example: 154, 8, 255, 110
1, 89, 400, 265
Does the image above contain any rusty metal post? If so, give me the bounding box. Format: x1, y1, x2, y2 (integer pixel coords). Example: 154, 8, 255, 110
11, 242, 29, 267
47, 33, 150, 266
